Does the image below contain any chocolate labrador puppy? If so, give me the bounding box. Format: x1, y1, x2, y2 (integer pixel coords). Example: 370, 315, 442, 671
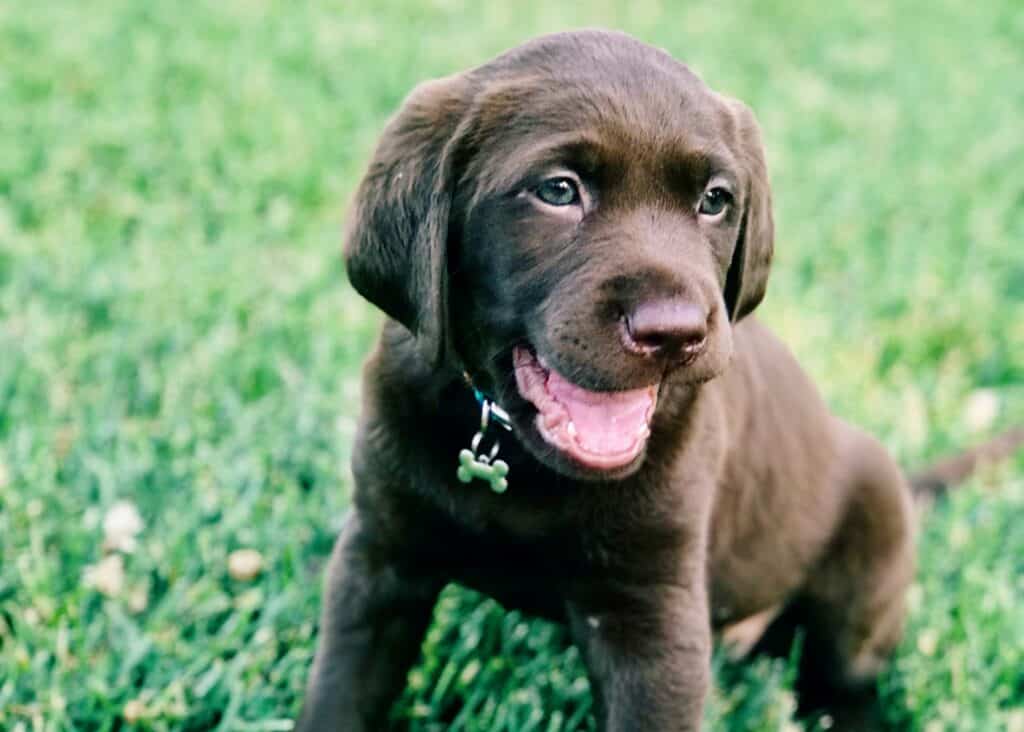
296, 30, 1020, 731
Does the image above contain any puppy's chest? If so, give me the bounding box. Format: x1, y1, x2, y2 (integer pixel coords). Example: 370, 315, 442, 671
435, 508, 586, 621
439, 485, 688, 593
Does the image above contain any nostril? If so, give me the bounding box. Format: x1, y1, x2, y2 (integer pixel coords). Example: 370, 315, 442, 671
622, 300, 709, 357
640, 332, 669, 348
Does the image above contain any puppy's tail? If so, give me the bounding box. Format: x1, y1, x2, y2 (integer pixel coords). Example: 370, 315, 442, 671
909, 426, 1024, 498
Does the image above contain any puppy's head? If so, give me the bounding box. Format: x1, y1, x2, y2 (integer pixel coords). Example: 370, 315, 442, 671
346, 30, 773, 480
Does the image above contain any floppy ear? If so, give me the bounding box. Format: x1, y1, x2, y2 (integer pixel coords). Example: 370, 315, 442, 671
344, 75, 470, 367
723, 99, 774, 322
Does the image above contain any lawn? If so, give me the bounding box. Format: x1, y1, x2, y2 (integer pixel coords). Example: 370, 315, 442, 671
1, 1, 1022, 730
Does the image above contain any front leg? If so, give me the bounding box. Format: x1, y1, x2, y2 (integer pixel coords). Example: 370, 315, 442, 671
568, 582, 712, 732
296, 511, 442, 732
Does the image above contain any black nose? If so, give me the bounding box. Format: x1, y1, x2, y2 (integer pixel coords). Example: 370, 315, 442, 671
622, 300, 708, 359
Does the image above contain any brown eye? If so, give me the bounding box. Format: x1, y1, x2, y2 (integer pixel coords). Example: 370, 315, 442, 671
536, 177, 580, 206
699, 187, 732, 216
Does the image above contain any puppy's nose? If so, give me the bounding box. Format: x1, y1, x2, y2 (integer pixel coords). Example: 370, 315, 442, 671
622, 300, 708, 359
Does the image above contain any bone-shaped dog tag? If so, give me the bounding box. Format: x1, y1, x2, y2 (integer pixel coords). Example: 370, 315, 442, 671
457, 394, 511, 493
456, 447, 509, 493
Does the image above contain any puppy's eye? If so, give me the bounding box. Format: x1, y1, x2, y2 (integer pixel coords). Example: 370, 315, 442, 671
535, 177, 581, 206
699, 187, 732, 217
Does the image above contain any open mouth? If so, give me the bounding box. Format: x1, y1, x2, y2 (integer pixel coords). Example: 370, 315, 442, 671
513, 346, 658, 471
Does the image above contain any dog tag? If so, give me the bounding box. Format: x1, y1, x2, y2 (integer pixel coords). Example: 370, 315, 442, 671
456, 396, 511, 493
457, 445, 509, 494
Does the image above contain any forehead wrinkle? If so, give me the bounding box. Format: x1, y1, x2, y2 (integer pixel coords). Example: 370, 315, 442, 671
661, 147, 741, 189
466, 132, 609, 201
458, 77, 740, 209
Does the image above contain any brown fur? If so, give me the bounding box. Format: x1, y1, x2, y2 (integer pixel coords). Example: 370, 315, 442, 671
297, 31, 1023, 731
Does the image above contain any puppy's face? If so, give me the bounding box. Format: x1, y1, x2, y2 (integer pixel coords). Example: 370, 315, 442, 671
346, 32, 773, 481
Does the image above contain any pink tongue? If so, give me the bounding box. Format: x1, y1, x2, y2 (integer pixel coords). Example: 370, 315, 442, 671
545, 369, 653, 455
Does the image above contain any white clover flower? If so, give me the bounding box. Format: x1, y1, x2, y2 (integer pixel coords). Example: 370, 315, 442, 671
84, 554, 125, 597
123, 699, 147, 723
228, 549, 264, 581
1006, 709, 1024, 732
128, 586, 149, 614
963, 389, 999, 433
917, 628, 939, 657
103, 500, 145, 554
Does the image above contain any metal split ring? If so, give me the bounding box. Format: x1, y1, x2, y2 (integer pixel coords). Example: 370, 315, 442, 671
470, 430, 502, 463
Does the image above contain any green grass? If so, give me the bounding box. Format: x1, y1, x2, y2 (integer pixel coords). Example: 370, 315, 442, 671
1, 0, 1022, 729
